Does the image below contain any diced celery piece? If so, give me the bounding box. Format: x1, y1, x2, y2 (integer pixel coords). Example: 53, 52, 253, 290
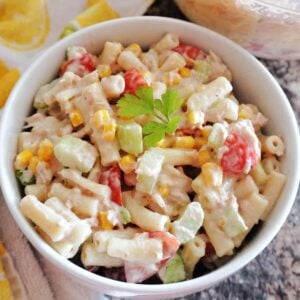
117, 121, 143, 155
194, 59, 211, 83
223, 99, 239, 121
120, 207, 131, 225
208, 123, 227, 149
54, 135, 96, 173
158, 253, 186, 284
171, 202, 204, 244
33, 79, 58, 109
187, 77, 232, 112
207, 98, 239, 121
136, 149, 164, 194
223, 202, 248, 238
16, 169, 36, 186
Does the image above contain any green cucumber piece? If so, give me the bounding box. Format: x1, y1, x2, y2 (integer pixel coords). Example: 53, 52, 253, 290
16, 169, 36, 186
223, 203, 248, 238
117, 121, 143, 155
136, 149, 164, 194
171, 202, 204, 244
120, 207, 131, 225
54, 135, 96, 173
33, 79, 58, 109
194, 60, 211, 83
158, 253, 186, 283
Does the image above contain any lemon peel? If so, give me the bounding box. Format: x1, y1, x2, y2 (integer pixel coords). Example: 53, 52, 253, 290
76, 0, 119, 28
61, 0, 119, 38
0, 68, 20, 108
0, 59, 9, 77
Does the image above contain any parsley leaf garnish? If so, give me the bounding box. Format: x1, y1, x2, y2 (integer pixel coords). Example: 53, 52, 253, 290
117, 86, 183, 148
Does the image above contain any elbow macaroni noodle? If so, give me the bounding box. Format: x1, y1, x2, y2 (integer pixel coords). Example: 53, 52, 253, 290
15, 33, 286, 284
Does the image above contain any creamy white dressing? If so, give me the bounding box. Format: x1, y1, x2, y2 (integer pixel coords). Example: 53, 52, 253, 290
16, 34, 285, 284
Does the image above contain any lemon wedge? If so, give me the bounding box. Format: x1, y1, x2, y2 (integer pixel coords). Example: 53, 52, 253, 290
87, 0, 101, 7
0, 59, 9, 77
76, 0, 119, 28
61, 0, 119, 38
0, 243, 13, 300
0, 68, 20, 108
0, 265, 14, 300
0, 0, 50, 51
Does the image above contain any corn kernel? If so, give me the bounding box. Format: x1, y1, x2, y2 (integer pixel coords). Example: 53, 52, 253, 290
69, 110, 84, 127
179, 67, 191, 78
172, 75, 181, 86
97, 64, 111, 78
38, 139, 54, 161
175, 136, 195, 149
15, 149, 33, 168
198, 149, 211, 166
187, 111, 204, 126
202, 162, 223, 187
141, 71, 152, 85
238, 109, 250, 119
163, 72, 181, 86
119, 154, 136, 174
102, 122, 116, 141
158, 185, 169, 198
126, 43, 142, 56
93, 109, 110, 129
194, 137, 207, 150
102, 122, 116, 133
201, 126, 212, 138
98, 212, 113, 230
156, 138, 166, 148
93, 110, 116, 141
29, 156, 40, 173
156, 136, 174, 148
102, 132, 115, 141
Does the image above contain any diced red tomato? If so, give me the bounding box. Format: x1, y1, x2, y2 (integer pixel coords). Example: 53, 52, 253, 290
221, 132, 258, 175
99, 165, 123, 206
124, 261, 158, 283
176, 127, 202, 137
172, 44, 202, 60
60, 53, 95, 77
124, 68, 147, 95
124, 171, 137, 187
205, 241, 216, 256
148, 231, 180, 260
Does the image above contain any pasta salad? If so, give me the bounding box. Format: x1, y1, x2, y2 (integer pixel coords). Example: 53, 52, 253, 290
15, 33, 286, 284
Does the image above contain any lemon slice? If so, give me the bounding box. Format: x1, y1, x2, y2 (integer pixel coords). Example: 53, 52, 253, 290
87, 0, 101, 7
61, 0, 119, 38
76, 0, 119, 28
0, 243, 13, 300
0, 59, 9, 77
0, 68, 20, 108
0, 264, 14, 300
0, 0, 50, 51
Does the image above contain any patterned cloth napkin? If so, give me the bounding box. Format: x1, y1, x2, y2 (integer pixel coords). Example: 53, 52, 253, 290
0, 1, 154, 299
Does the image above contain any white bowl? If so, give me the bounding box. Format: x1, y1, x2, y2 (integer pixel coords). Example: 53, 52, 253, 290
1, 17, 299, 299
